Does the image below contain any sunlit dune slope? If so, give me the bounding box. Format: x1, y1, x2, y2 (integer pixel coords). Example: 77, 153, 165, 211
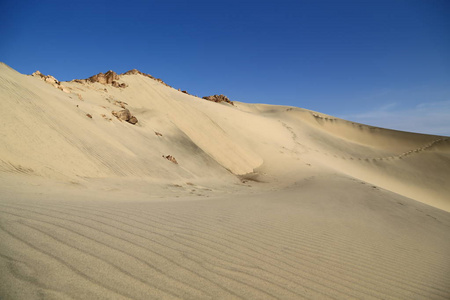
0, 62, 449, 211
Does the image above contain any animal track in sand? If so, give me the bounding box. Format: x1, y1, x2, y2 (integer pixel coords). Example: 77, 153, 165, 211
280, 120, 448, 163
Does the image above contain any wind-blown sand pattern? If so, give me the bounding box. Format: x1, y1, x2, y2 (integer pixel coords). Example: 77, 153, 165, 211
1, 63, 449, 299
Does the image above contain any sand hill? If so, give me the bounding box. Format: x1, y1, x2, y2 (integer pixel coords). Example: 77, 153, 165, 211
0, 62, 449, 299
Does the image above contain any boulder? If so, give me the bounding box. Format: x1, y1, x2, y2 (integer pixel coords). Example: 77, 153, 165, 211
111, 109, 138, 125
128, 116, 138, 125
112, 109, 132, 121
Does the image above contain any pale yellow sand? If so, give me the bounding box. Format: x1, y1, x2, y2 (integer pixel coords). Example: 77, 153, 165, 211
0, 63, 449, 299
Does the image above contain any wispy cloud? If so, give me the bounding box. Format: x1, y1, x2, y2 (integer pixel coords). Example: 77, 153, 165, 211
339, 100, 450, 136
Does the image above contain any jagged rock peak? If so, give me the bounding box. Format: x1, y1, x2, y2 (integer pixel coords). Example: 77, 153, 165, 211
202, 94, 234, 106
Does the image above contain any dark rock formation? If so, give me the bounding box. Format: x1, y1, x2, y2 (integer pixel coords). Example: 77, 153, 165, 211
202, 94, 234, 105
111, 109, 138, 125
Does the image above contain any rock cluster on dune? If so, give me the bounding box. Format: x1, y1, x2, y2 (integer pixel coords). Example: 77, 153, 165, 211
70, 69, 171, 88
31, 70, 70, 93
86, 70, 127, 88
111, 108, 138, 124
35, 67, 214, 97
202, 94, 234, 105
88, 70, 119, 84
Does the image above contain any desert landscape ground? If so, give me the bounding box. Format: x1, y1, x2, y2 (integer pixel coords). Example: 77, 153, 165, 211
0, 62, 449, 299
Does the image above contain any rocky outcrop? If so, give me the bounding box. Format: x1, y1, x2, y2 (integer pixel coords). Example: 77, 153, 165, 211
84, 70, 127, 88
88, 70, 119, 84
31, 70, 44, 78
111, 109, 138, 125
72, 69, 170, 88
31, 71, 70, 93
202, 94, 234, 105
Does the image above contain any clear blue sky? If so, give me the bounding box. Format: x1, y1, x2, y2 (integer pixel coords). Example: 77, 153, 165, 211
1, 0, 449, 135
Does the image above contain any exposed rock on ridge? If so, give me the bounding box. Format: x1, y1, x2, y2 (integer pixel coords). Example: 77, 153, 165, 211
31, 71, 70, 93
71, 69, 170, 88
32, 68, 231, 104
86, 70, 127, 88
202, 94, 234, 105
88, 70, 119, 84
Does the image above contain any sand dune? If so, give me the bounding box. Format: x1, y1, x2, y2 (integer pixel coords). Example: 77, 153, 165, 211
1, 63, 449, 299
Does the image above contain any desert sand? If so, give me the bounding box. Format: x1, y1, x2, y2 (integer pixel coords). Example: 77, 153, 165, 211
0, 62, 449, 299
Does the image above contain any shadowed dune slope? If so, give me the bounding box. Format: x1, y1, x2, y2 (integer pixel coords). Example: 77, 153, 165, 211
1, 63, 449, 299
